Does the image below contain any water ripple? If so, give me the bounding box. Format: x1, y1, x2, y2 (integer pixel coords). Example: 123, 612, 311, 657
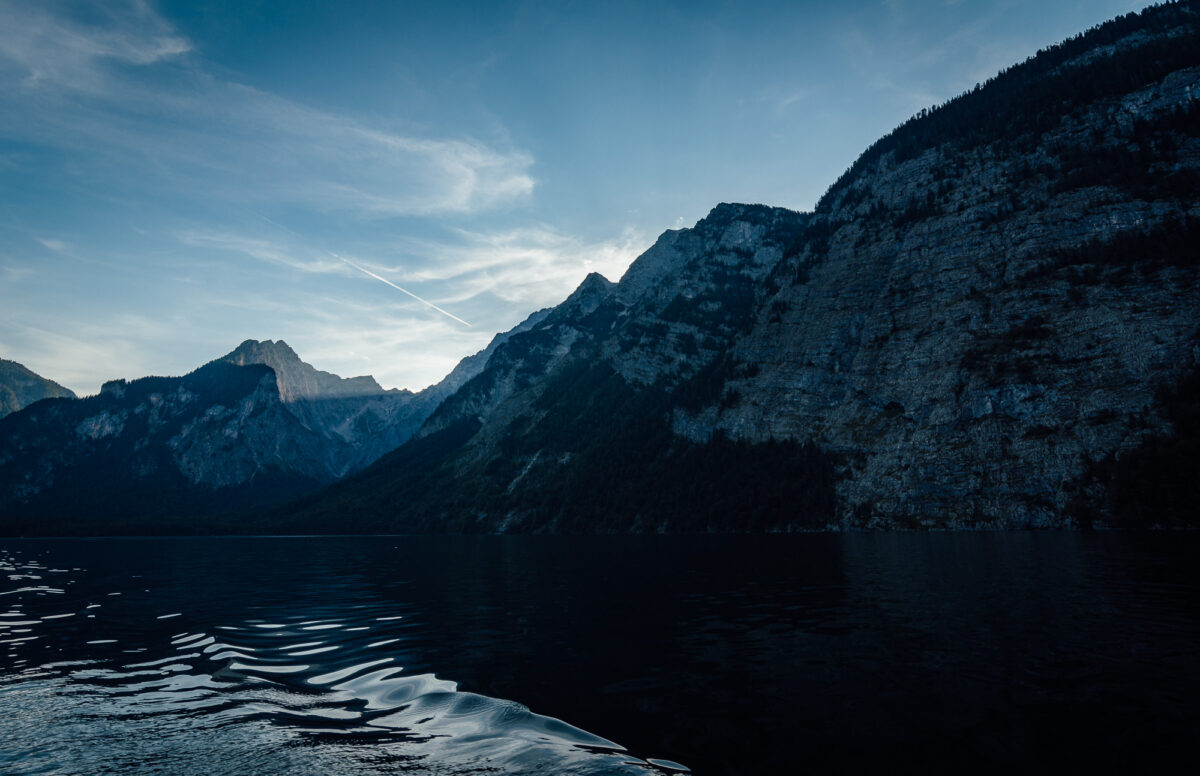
0, 543, 681, 775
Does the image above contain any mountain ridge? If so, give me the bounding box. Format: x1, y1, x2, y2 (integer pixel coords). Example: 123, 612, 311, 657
0, 330, 545, 533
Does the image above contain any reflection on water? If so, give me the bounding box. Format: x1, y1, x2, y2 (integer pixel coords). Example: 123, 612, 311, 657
1, 534, 1198, 775
0, 539, 681, 776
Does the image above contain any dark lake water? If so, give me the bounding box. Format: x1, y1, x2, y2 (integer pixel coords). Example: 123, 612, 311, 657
1, 534, 1198, 775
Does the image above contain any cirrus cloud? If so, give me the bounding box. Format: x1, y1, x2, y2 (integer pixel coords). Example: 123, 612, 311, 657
0, 0, 535, 218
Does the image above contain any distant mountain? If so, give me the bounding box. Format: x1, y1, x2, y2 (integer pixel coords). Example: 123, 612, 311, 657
218, 339, 423, 476
221, 339, 398, 401
220, 328, 554, 475
0, 328, 552, 534
0, 359, 75, 419
278, 1, 1200, 533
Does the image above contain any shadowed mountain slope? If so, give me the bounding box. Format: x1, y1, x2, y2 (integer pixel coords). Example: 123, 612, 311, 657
0, 362, 329, 534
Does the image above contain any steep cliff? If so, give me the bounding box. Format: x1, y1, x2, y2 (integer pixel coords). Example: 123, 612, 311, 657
0, 359, 75, 419
688, 2, 1200, 528
284, 1, 1200, 533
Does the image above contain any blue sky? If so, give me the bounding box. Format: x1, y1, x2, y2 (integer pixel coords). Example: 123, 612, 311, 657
0, 0, 1154, 395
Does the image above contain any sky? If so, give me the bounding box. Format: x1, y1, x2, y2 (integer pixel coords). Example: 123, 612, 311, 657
0, 0, 1157, 395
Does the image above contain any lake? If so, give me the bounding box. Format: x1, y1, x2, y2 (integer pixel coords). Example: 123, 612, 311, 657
1, 534, 1198, 774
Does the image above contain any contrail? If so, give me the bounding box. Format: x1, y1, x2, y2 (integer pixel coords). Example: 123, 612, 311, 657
256, 213, 471, 327
334, 254, 472, 327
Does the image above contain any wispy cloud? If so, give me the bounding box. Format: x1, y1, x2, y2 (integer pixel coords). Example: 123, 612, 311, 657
36, 237, 70, 253
177, 230, 346, 275
0, 263, 34, 283
178, 221, 645, 319
0, 1, 534, 218
391, 225, 647, 307
0, 0, 191, 92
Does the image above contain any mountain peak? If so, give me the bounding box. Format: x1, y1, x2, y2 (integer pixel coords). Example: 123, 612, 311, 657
229, 339, 301, 364
543, 272, 616, 323
218, 340, 385, 402
569, 271, 615, 301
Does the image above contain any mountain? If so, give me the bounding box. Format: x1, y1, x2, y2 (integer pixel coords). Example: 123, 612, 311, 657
217, 331, 556, 475
0, 362, 331, 534
218, 339, 423, 476
0, 359, 75, 419
0, 326, 554, 534
278, 2, 1200, 533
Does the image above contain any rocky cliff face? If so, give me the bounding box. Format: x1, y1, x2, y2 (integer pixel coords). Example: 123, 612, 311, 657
287, 2, 1200, 533
0, 359, 75, 419
417, 208, 802, 445
685, 4, 1200, 528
